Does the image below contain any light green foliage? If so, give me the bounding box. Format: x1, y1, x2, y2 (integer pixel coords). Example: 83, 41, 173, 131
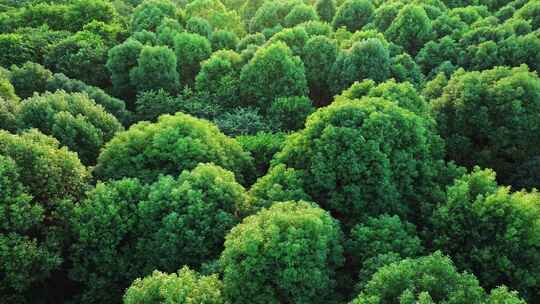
240, 42, 308, 113
432, 65, 540, 185
9, 62, 52, 99
329, 38, 390, 96
267, 26, 309, 56
332, 0, 374, 32
274, 97, 448, 227
315, 0, 336, 22
268, 96, 315, 131
0, 75, 17, 102
186, 0, 245, 37
0, 129, 89, 202
45, 31, 109, 87
124, 267, 225, 304
131, 0, 178, 32
302, 35, 338, 105
237, 131, 286, 179
284, 4, 319, 28
173, 32, 212, 86
0, 97, 20, 132
347, 215, 424, 290
95, 112, 253, 184
386, 5, 433, 56
220, 201, 344, 304
237, 32, 265, 51
71, 163, 247, 303
130, 45, 179, 94
431, 168, 540, 301
349, 252, 521, 304
195, 50, 243, 108
18, 91, 123, 165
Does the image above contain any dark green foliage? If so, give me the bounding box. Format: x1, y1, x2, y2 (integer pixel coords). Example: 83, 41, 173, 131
134, 89, 178, 121
64, 0, 117, 33
346, 215, 424, 290
129, 45, 179, 94
274, 97, 449, 227
210, 29, 239, 51
349, 252, 525, 304
195, 50, 243, 109
106, 38, 143, 102
315, 0, 336, 22
9, 62, 52, 99
18, 91, 123, 165
302, 35, 338, 105
44, 31, 110, 87
173, 32, 212, 86
332, 0, 374, 32
432, 65, 540, 185
390, 53, 425, 87
268, 96, 315, 131
95, 112, 253, 184
240, 42, 308, 113
214, 107, 270, 136
431, 168, 540, 302
329, 38, 390, 96
509, 156, 540, 191
123, 267, 225, 304
220, 201, 344, 304
237, 131, 286, 179
0, 34, 34, 68
71, 163, 247, 303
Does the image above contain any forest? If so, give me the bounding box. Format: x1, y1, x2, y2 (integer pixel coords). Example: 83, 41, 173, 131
0, 0, 539, 303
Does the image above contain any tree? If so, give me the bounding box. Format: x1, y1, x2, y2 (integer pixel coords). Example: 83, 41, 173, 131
273, 97, 451, 227
315, 0, 336, 23
210, 29, 238, 51
195, 50, 243, 109
284, 4, 319, 28
214, 107, 270, 137
106, 38, 143, 103
71, 164, 247, 303
186, 16, 213, 38
9, 62, 52, 99
220, 201, 344, 304
64, 0, 117, 32
302, 35, 337, 105
350, 252, 525, 304
385, 4, 434, 56
18, 91, 123, 165
239, 42, 308, 113
268, 96, 315, 131
329, 38, 390, 97
173, 32, 212, 86
0, 97, 20, 132
237, 131, 286, 179
44, 31, 109, 87
124, 267, 224, 304
332, 0, 374, 32
346, 215, 424, 290
431, 168, 540, 302
94, 112, 253, 185
432, 65, 540, 185
131, 0, 178, 32
129, 45, 179, 94
0, 34, 34, 67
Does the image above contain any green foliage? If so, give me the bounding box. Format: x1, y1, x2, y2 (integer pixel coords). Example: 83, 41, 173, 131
302, 35, 338, 105
236, 32, 265, 51
195, 49, 243, 109
64, 0, 117, 33
0, 75, 18, 102
18, 91, 123, 165
274, 97, 449, 227
284, 4, 319, 28
130, 45, 179, 94
390, 53, 425, 87
0, 97, 20, 132
349, 252, 522, 304
431, 167, 540, 301
214, 107, 270, 136
315, 0, 336, 22
106, 38, 143, 102
332, 0, 374, 32
432, 65, 540, 185
131, 0, 178, 32
9, 62, 52, 99
0, 34, 34, 68
268, 96, 315, 131
71, 163, 248, 303
346, 215, 424, 290
237, 131, 286, 179
210, 29, 239, 51
134, 89, 177, 121
386, 5, 434, 55
220, 201, 344, 304
240, 42, 308, 113
124, 267, 224, 304
95, 112, 253, 184
173, 32, 212, 86
186, 16, 213, 38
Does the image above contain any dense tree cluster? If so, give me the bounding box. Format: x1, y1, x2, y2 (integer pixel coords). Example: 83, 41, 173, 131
0, 0, 538, 303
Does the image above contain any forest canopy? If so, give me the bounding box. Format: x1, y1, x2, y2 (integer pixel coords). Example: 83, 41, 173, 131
0, 0, 538, 303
